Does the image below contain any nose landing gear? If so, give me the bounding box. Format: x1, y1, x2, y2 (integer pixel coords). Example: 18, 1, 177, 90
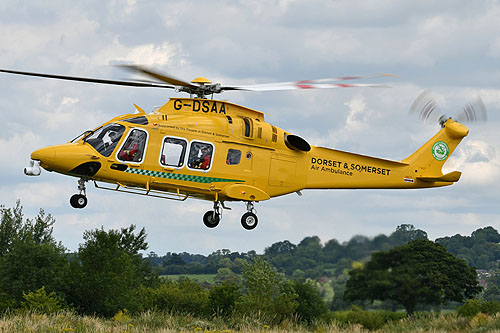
70, 178, 88, 209
203, 201, 222, 228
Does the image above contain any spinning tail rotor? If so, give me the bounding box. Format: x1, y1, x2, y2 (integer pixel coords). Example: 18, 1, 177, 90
410, 90, 487, 127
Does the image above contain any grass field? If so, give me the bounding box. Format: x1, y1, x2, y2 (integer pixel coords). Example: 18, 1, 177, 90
2, 310, 500, 332
162, 274, 216, 284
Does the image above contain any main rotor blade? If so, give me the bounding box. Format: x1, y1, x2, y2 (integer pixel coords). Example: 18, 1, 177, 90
0, 68, 176, 89
117, 65, 197, 88
224, 82, 390, 91
222, 73, 394, 92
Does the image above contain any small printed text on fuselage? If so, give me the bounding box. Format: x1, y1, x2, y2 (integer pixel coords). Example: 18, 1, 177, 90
310, 157, 391, 176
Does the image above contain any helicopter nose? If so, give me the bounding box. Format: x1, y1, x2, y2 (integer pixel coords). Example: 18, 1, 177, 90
31, 146, 56, 164
29, 143, 102, 175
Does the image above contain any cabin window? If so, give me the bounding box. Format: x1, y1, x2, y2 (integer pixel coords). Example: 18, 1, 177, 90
226, 149, 241, 165
187, 141, 214, 171
160, 137, 187, 168
85, 123, 125, 157
243, 118, 252, 137
117, 128, 148, 163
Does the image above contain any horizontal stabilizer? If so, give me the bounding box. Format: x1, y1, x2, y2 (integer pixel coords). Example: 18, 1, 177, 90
417, 171, 462, 183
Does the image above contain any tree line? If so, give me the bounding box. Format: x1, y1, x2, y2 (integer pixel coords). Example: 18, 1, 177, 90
0, 201, 497, 320
150, 224, 500, 279
0, 202, 327, 321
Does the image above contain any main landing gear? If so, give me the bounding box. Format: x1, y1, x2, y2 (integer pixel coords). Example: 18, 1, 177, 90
241, 202, 258, 230
203, 201, 258, 230
70, 178, 88, 209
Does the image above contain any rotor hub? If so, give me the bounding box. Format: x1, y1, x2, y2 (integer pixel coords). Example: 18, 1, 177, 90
191, 77, 212, 85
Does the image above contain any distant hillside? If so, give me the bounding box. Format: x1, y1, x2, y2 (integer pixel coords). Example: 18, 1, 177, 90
147, 224, 500, 278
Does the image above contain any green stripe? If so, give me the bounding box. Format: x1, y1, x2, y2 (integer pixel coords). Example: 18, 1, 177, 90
124, 168, 244, 184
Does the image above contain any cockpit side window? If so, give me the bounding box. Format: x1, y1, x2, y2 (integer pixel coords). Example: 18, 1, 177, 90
187, 141, 214, 171
117, 128, 148, 163
160, 137, 187, 168
85, 123, 125, 157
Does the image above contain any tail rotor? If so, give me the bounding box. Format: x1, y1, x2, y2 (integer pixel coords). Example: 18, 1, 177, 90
410, 90, 487, 127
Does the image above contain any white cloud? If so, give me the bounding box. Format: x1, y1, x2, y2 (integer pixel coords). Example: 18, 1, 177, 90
1, 1, 500, 255
444, 139, 500, 185
98, 39, 184, 67
344, 96, 371, 132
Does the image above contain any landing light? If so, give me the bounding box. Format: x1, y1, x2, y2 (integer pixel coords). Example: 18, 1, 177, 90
24, 160, 41, 176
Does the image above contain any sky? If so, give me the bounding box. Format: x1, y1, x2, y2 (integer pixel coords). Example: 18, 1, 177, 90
0, 0, 499, 255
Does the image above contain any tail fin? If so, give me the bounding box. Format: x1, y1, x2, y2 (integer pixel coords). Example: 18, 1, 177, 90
402, 118, 468, 182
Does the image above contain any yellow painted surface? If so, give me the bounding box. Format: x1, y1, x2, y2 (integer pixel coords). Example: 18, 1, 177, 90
30, 98, 469, 203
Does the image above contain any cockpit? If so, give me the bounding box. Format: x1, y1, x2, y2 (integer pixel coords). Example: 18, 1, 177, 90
72, 116, 150, 159
84, 123, 126, 157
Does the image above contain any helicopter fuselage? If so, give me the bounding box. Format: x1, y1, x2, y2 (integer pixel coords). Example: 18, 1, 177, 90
28, 97, 469, 229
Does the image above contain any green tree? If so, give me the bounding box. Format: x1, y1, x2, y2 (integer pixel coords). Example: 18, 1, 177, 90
436, 226, 500, 269
296, 236, 322, 260
264, 240, 297, 256
68, 224, 148, 316
293, 280, 327, 323
208, 280, 240, 316
21, 286, 62, 314
0, 202, 69, 306
389, 224, 428, 245
215, 267, 237, 283
0, 202, 24, 256
238, 257, 297, 322
145, 278, 209, 316
344, 239, 481, 315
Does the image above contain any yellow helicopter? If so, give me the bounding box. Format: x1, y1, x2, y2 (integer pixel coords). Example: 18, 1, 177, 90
0, 66, 486, 230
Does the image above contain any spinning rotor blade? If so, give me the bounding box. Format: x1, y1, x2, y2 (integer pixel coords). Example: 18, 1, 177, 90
409, 90, 442, 123
1, 66, 394, 97
117, 65, 198, 89
410, 90, 487, 125
0, 68, 176, 89
222, 73, 394, 92
456, 96, 487, 123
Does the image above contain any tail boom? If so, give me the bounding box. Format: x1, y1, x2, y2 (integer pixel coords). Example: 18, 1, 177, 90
303, 119, 468, 190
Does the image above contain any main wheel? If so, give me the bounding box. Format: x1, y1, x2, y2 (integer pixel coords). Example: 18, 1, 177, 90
203, 210, 220, 228
70, 194, 88, 209
241, 212, 258, 230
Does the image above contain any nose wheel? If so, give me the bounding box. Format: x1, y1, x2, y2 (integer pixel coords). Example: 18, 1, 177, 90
70, 178, 88, 209
70, 194, 88, 209
203, 210, 220, 228
203, 201, 222, 228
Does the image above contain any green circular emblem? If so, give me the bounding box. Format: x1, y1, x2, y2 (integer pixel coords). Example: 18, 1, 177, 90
432, 141, 449, 161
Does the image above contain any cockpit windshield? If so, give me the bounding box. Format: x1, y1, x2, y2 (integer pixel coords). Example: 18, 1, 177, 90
70, 130, 93, 143
85, 123, 126, 157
